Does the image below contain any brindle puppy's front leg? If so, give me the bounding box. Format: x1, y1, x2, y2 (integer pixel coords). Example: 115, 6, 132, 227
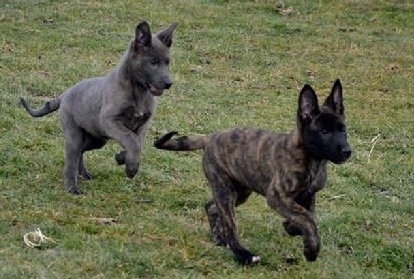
102, 117, 140, 178
266, 185, 320, 261
283, 189, 315, 236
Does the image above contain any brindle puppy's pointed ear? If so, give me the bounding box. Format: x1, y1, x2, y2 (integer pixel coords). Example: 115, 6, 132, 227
156, 22, 178, 48
324, 79, 344, 115
298, 84, 320, 122
134, 21, 152, 50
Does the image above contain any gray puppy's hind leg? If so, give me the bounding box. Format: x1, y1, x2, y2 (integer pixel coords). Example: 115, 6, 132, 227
78, 136, 107, 180
63, 142, 83, 195
79, 155, 93, 180
61, 119, 88, 194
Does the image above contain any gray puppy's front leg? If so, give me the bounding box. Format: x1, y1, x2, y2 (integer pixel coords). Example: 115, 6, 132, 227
102, 117, 141, 178
114, 115, 151, 166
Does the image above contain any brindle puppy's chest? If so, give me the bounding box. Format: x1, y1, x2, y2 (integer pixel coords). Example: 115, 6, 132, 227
120, 105, 152, 133
276, 160, 327, 201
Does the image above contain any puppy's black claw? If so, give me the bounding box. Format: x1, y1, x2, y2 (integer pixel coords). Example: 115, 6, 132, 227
67, 186, 83, 195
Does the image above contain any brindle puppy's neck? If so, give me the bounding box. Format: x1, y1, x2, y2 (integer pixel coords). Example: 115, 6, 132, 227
285, 129, 328, 194
305, 159, 327, 193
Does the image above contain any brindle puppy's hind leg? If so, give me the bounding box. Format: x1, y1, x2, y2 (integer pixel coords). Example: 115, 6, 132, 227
203, 155, 258, 265
205, 187, 252, 247
205, 200, 227, 246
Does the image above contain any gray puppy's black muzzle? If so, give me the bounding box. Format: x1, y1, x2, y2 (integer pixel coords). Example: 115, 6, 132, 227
163, 81, 173, 89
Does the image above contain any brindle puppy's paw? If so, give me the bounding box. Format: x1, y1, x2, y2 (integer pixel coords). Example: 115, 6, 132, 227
283, 220, 302, 236
67, 186, 83, 195
304, 249, 318, 262
115, 151, 126, 165
234, 249, 261, 265
303, 237, 320, 261
212, 235, 227, 247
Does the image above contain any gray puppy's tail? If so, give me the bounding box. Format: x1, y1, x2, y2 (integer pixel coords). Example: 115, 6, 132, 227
154, 131, 210, 151
20, 97, 61, 117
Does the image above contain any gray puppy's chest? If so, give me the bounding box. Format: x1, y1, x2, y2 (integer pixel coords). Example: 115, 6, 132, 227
115, 87, 156, 132
120, 105, 152, 132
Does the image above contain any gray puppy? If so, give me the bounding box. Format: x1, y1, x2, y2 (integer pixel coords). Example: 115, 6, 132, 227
20, 21, 178, 194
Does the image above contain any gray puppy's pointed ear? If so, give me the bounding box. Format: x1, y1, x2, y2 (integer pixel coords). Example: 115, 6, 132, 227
324, 79, 344, 115
134, 21, 152, 50
156, 22, 178, 48
298, 84, 320, 122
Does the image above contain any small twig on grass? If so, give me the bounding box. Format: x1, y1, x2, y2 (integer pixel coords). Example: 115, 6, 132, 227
328, 194, 346, 201
368, 133, 381, 162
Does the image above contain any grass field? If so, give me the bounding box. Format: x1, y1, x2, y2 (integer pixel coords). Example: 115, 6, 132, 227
1, 0, 414, 278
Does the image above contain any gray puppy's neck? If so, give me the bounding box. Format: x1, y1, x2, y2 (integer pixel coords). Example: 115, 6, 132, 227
113, 43, 149, 94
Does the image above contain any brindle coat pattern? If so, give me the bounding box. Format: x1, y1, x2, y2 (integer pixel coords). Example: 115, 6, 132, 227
20, 21, 178, 194
154, 80, 351, 265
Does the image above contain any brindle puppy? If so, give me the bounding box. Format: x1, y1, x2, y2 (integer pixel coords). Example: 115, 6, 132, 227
154, 80, 351, 265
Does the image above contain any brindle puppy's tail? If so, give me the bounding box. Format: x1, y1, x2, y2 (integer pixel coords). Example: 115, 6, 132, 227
20, 97, 61, 117
154, 131, 209, 151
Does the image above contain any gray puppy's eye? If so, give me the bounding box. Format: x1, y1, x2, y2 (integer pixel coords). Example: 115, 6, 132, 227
150, 58, 160, 65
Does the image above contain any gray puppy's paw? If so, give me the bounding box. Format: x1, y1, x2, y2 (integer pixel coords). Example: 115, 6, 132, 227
115, 151, 126, 165
67, 186, 83, 195
125, 164, 139, 178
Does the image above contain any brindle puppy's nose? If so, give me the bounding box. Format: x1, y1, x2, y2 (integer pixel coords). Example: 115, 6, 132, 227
342, 148, 352, 159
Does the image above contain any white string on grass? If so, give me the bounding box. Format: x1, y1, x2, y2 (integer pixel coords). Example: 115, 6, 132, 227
23, 228, 56, 248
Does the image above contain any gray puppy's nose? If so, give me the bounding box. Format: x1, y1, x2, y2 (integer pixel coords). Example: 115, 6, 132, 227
164, 81, 173, 89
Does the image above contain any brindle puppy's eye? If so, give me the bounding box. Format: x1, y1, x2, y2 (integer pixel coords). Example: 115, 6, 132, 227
165, 58, 170, 66
320, 129, 329, 135
338, 124, 346, 134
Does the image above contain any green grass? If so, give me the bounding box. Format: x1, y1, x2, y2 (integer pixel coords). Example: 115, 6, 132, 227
1, 0, 414, 278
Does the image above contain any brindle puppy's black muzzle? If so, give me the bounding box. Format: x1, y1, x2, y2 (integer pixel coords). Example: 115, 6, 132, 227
331, 144, 352, 164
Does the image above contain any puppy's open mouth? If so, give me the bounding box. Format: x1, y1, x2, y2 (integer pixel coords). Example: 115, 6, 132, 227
148, 83, 164, 96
